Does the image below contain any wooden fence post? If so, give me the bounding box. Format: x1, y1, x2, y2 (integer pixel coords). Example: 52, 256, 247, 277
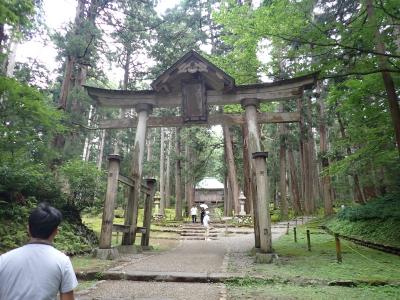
141, 178, 157, 248
306, 229, 311, 251
335, 233, 342, 263
99, 154, 120, 249
286, 222, 289, 235
294, 227, 297, 243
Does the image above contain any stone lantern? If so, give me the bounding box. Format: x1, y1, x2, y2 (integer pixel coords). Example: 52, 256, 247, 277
153, 192, 161, 216
239, 191, 246, 216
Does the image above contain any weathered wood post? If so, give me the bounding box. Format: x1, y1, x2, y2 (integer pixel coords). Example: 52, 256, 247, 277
99, 154, 120, 249
335, 233, 342, 263
307, 229, 311, 251
123, 103, 153, 245
141, 178, 156, 248
294, 227, 297, 243
242, 98, 262, 249
252, 151, 273, 253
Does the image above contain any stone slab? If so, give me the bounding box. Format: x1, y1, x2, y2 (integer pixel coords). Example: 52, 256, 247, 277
92, 248, 120, 260
116, 245, 142, 254
255, 252, 279, 264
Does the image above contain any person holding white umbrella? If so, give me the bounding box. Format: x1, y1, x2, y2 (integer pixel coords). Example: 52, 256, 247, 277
203, 211, 210, 241
199, 204, 207, 225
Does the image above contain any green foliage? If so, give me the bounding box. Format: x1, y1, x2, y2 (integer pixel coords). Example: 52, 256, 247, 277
0, 201, 98, 255
232, 222, 400, 283
0, 77, 64, 163
55, 221, 98, 255
150, 0, 214, 77
0, 201, 32, 251
327, 218, 400, 248
326, 193, 400, 247
212, 3, 261, 84
0, 0, 35, 27
53, 19, 101, 68
226, 276, 273, 287
230, 215, 253, 227
228, 281, 400, 299
326, 74, 400, 192
108, 0, 159, 89
336, 193, 400, 221
14, 59, 52, 90
71, 256, 115, 273
60, 159, 105, 211
180, 127, 224, 183
0, 161, 62, 204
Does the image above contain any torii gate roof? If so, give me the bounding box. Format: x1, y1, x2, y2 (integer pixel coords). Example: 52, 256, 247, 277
84, 51, 317, 108
151, 50, 235, 93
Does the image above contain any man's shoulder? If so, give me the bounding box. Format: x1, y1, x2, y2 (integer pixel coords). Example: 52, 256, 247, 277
1, 244, 28, 258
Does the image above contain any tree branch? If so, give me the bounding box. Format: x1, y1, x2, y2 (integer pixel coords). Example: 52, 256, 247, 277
376, 0, 400, 21
266, 32, 400, 59
321, 68, 400, 79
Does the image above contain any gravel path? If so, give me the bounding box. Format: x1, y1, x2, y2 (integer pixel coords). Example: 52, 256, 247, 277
77, 281, 224, 300
77, 219, 310, 300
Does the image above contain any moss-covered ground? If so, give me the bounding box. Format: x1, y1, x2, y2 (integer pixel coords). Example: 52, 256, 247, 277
227, 218, 400, 299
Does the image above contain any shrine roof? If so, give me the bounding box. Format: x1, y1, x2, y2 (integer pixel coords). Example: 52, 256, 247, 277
151, 50, 235, 93
196, 177, 224, 190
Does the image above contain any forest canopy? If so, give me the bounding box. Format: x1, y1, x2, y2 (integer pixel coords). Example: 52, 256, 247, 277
0, 0, 399, 227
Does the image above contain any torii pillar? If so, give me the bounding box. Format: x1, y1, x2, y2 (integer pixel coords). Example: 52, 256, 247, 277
242, 98, 272, 253
122, 103, 153, 245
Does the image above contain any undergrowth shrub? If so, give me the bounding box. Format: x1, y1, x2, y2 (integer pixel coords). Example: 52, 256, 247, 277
337, 193, 400, 221
326, 192, 400, 247
0, 162, 62, 205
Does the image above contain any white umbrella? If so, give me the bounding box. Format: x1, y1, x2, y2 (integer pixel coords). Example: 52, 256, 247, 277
199, 203, 208, 209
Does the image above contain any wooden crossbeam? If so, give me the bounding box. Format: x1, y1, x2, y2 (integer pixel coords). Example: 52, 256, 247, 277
112, 224, 147, 234
84, 73, 316, 108
118, 175, 150, 194
118, 174, 134, 187
112, 224, 131, 233
99, 112, 300, 129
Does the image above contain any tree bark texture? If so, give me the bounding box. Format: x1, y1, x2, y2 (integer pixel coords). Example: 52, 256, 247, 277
298, 97, 315, 215
316, 85, 334, 216
242, 99, 272, 251
223, 125, 240, 214
97, 129, 106, 170
224, 175, 229, 216
241, 124, 254, 215
165, 129, 172, 208
122, 106, 150, 245
336, 110, 366, 204
99, 155, 120, 249
159, 128, 166, 215
175, 128, 183, 221
288, 147, 302, 215
366, 0, 400, 157
278, 104, 289, 220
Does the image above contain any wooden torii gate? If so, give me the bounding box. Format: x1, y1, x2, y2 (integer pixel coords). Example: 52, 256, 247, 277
86, 50, 316, 256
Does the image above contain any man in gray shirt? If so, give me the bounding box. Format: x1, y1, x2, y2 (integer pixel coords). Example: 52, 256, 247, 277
0, 202, 78, 300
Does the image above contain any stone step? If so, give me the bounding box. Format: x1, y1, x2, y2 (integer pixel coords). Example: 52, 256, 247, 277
180, 232, 217, 237
180, 236, 218, 240
180, 229, 217, 234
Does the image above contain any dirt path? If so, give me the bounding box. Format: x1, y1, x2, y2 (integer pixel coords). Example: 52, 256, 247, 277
76, 219, 309, 300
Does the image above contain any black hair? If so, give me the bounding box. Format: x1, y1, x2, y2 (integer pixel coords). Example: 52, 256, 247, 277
28, 202, 63, 239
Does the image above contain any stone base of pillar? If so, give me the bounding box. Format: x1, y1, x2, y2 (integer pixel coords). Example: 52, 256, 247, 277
250, 247, 263, 256
92, 248, 120, 260
116, 245, 142, 254
153, 214, 165, 222
141, 245, 154, 251
255, 253, 279, 264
